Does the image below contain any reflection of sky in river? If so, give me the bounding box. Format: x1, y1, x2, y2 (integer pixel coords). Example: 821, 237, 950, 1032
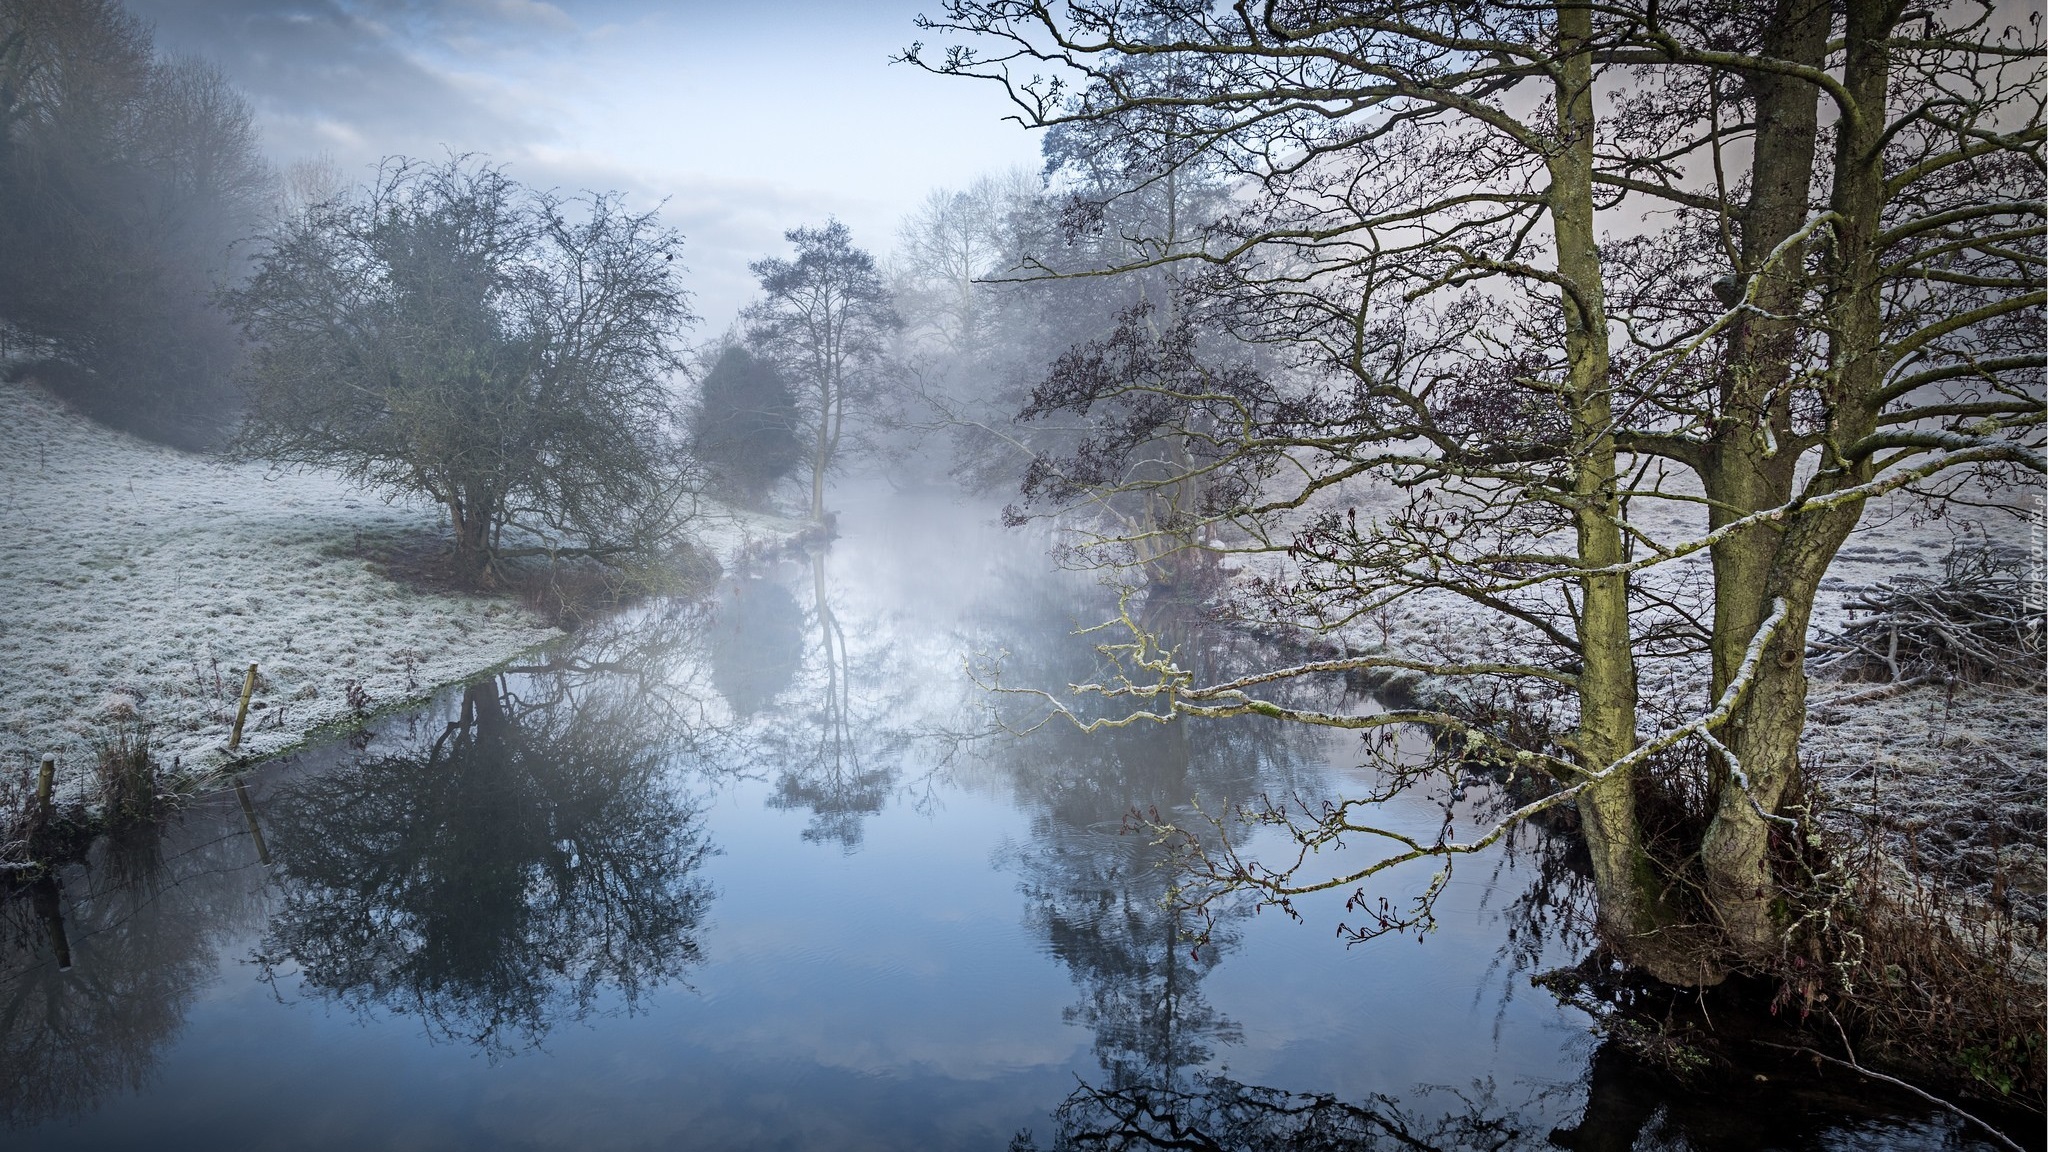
0, 491, 1997, 1151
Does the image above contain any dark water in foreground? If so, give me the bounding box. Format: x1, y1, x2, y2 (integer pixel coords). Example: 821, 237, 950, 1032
1, 494, 2012, 1150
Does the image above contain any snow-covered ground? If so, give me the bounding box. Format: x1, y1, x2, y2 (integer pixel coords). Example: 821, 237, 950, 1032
1198, 464, 2046, 921
0, 381, 798, 812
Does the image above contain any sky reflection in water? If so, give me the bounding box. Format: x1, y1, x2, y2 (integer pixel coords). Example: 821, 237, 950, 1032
0, 493, 2001, 1151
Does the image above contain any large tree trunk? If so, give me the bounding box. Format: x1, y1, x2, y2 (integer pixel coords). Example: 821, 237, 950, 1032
1699, 520, 1852, 956
1698, 0, 1897, 960
448, 488, 499, 589
1702, 0, 1828, 710
1690, 0, 1829, 961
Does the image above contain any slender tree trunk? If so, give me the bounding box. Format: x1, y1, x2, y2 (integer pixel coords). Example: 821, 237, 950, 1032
811, 308, 843, 523
1549, 4, 1674, 977
811, 416, 830, 522
802, 377, 827, 520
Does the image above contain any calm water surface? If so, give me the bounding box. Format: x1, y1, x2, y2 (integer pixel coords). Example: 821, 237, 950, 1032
1, 493, 2007, 1150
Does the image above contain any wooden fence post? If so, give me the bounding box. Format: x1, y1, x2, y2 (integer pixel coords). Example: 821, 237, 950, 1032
228, 664, 258, 751
34, 753, 54, 824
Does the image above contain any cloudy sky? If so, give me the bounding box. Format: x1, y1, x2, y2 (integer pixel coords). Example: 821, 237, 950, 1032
125, 0, 1043, 327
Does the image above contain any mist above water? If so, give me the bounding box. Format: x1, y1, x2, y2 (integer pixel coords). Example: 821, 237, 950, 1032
0, 491, 1998, 1151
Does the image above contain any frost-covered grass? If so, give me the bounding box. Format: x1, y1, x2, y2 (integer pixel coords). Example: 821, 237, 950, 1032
0, 381, 802, 813
0, 381, 560, 791
1811, 681, 2046, 923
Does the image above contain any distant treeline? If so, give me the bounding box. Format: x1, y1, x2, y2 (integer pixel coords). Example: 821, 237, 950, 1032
0, 0, 270, 448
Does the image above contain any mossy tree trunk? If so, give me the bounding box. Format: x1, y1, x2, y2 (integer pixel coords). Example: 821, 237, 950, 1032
1697, 0, 1898, 959
1550, 4, 1677, 977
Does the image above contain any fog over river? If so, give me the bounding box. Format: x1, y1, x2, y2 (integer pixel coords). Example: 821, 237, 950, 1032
0, 492, 1995, 1151
2, 0, 2041, 1145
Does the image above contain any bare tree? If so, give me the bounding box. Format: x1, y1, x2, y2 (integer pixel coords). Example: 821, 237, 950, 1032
227, 156, 699, 588
912, 1, 2045, 982
276, 152, 346, 219
894, 169, 1043, 361
745, 220, 901, 521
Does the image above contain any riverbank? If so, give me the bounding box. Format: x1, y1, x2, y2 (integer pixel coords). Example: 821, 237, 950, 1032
1203, 471, 2044, 925
1187, 471, 2044, 1110
0, 380, 801, 846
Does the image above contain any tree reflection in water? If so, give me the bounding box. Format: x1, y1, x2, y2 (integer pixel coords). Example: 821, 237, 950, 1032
986, 595, 1562, 1152
999, 688, 1548, 1152
1012, 1075, 1535, 1152
983, 596, 1313, 1063
252, 674, 714, 1056
997, 723, 1568, 1149
0, 820, 268, 1126
1013, 716, 1249, 1089
708, 576, 805, 719
754, 551, 913, 849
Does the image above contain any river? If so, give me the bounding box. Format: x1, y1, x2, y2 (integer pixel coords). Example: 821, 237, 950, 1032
0, 491, 2005, 1150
